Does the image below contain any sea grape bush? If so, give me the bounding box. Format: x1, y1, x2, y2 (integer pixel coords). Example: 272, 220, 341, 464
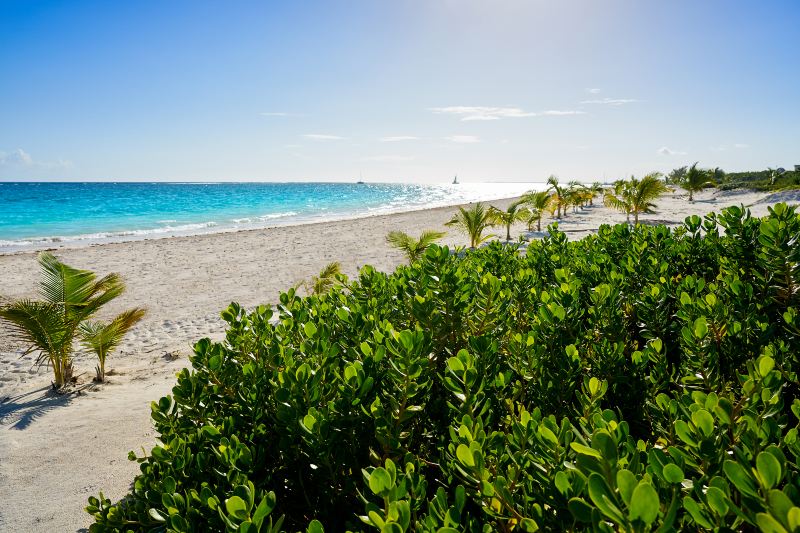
87, 203, 800, 532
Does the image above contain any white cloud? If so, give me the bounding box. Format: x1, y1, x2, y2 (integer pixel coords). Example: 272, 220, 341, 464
379, 136, 419, 142
580, 98, 638, 106
431, 106, 585, 121
361, 155, 416, 162
0, 148, 33, 165
445, 135, 480, 143
539, 110, 586, 116
303, 134, 344, 141
734, 143, 750, 149
585, 88, 602, 94
0, 148, 70, 169
657, 146, 687, 156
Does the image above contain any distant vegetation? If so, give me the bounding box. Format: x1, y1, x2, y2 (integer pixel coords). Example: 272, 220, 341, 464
0, 253, 143, 389
88, 203, 800, 532
669, 164, 800, 193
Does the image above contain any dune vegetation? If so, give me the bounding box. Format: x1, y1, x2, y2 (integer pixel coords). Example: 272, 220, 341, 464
87, 202, 800, 532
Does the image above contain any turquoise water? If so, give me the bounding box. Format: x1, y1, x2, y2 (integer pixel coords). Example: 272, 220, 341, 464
0, 181, 540, 252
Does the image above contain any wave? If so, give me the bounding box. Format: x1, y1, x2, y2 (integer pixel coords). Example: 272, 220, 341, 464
0, 221, 218, 249
231, 211, 298, 224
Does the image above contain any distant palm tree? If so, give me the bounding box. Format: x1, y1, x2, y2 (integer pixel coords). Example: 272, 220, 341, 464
546, 176, 567, 219
588, 182, 604, 205
80, 308, 146, 382
680, 162, 716, 201
490, 200, 529, 241
305, 262, 344, 295
523, 190, 552, 232
386, 230, 446, 263
604, 173, 669, 225
446, 202, 495, 248
0, 253, 131, 389
666, 166, 688, 186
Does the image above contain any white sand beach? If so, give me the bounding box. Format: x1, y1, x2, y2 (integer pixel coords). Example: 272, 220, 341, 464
0, 187, 798, 531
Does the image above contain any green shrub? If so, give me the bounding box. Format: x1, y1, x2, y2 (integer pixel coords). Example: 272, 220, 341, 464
87, 204, 800, 532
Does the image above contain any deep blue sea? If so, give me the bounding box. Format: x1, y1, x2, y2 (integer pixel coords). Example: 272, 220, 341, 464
0, 181, 540, 252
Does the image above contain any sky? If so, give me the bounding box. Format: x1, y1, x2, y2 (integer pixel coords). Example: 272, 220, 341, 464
0, 0, 798, 183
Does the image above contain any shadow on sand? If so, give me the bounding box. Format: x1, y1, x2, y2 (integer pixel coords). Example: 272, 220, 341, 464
0, 384, 90, 430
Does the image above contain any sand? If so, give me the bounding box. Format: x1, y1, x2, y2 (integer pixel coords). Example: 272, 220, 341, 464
0, 187, 797, 531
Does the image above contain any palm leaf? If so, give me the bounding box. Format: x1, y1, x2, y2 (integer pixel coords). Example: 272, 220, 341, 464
0, 300, 68, 365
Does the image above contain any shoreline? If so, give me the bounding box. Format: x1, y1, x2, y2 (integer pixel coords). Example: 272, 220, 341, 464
0, 187, 796, 531
0, 182, 545, 254
0, 194, 525, 255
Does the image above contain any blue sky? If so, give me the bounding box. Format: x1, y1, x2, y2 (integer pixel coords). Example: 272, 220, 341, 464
0, 0, 798, 182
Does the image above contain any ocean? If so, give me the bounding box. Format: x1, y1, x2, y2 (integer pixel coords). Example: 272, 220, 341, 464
0, 181, 542, 252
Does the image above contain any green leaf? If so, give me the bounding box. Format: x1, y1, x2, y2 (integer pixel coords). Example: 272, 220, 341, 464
616, 470, 637, 506
694, 317, 709, 339
757, 451, 783, 489
691, 409, 714, 437
706, 487, 729, 517
724, 460, 759, 498
757, 513, 789, 533
568, 498, 594, 523
629, 481, 659, 525
303, 322, 317, 338
369, 467, 392, 495
456, 444, 475, 467
307, 519, 325, 533
225, 495, 248, 520
570, 442, 603, 459
587, 473, 626, 525
662, 464, 684, 484
760, 356, 776, 377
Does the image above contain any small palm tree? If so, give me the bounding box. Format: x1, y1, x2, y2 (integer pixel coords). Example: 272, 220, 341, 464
523, 191, 552, 232
604, 173, 669, 225
386, 230, 446, 263
0, 253, 132, 389
446, 202, 495, 248
301, 262, 345, 295
490, 200, 530, 241
79, 308, 146, 382
546, 176, 566, 218
588, 182, 604, 205
680, 162, 716, 201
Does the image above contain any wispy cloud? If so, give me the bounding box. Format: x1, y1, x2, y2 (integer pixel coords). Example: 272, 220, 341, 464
734, 143, 750, 149
445, 135, 480, 143
303, 134, 344, 141
580, 98, 638, 106
0, 148, 71, 168
539, 110, 586, 116
361, 155, 416, 162
431, 106, 583, 121
379, 136, 419, 142
657, 146, 687, 156
585, 88, 602, 94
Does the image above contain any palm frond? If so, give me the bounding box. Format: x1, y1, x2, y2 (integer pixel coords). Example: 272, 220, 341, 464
417, 230, 446, 248
0, 300, 67, 363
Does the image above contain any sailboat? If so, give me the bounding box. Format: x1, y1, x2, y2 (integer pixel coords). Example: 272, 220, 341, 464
452, 174, 459, 185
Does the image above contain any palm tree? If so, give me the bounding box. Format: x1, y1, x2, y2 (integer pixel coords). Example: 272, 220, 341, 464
522, 191, 551, 232
588, 182, 604, 206
386, 230, 446, 263
604, 173, 669, 225
490, 200, 530, 241
79, 308, 146, 382
680, 162, 716, 201
303, 262, 345, 295
604, 179, 634, 223
446, 202, 495, 248
546, 176, 566, 218
0, 253, 130, 389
